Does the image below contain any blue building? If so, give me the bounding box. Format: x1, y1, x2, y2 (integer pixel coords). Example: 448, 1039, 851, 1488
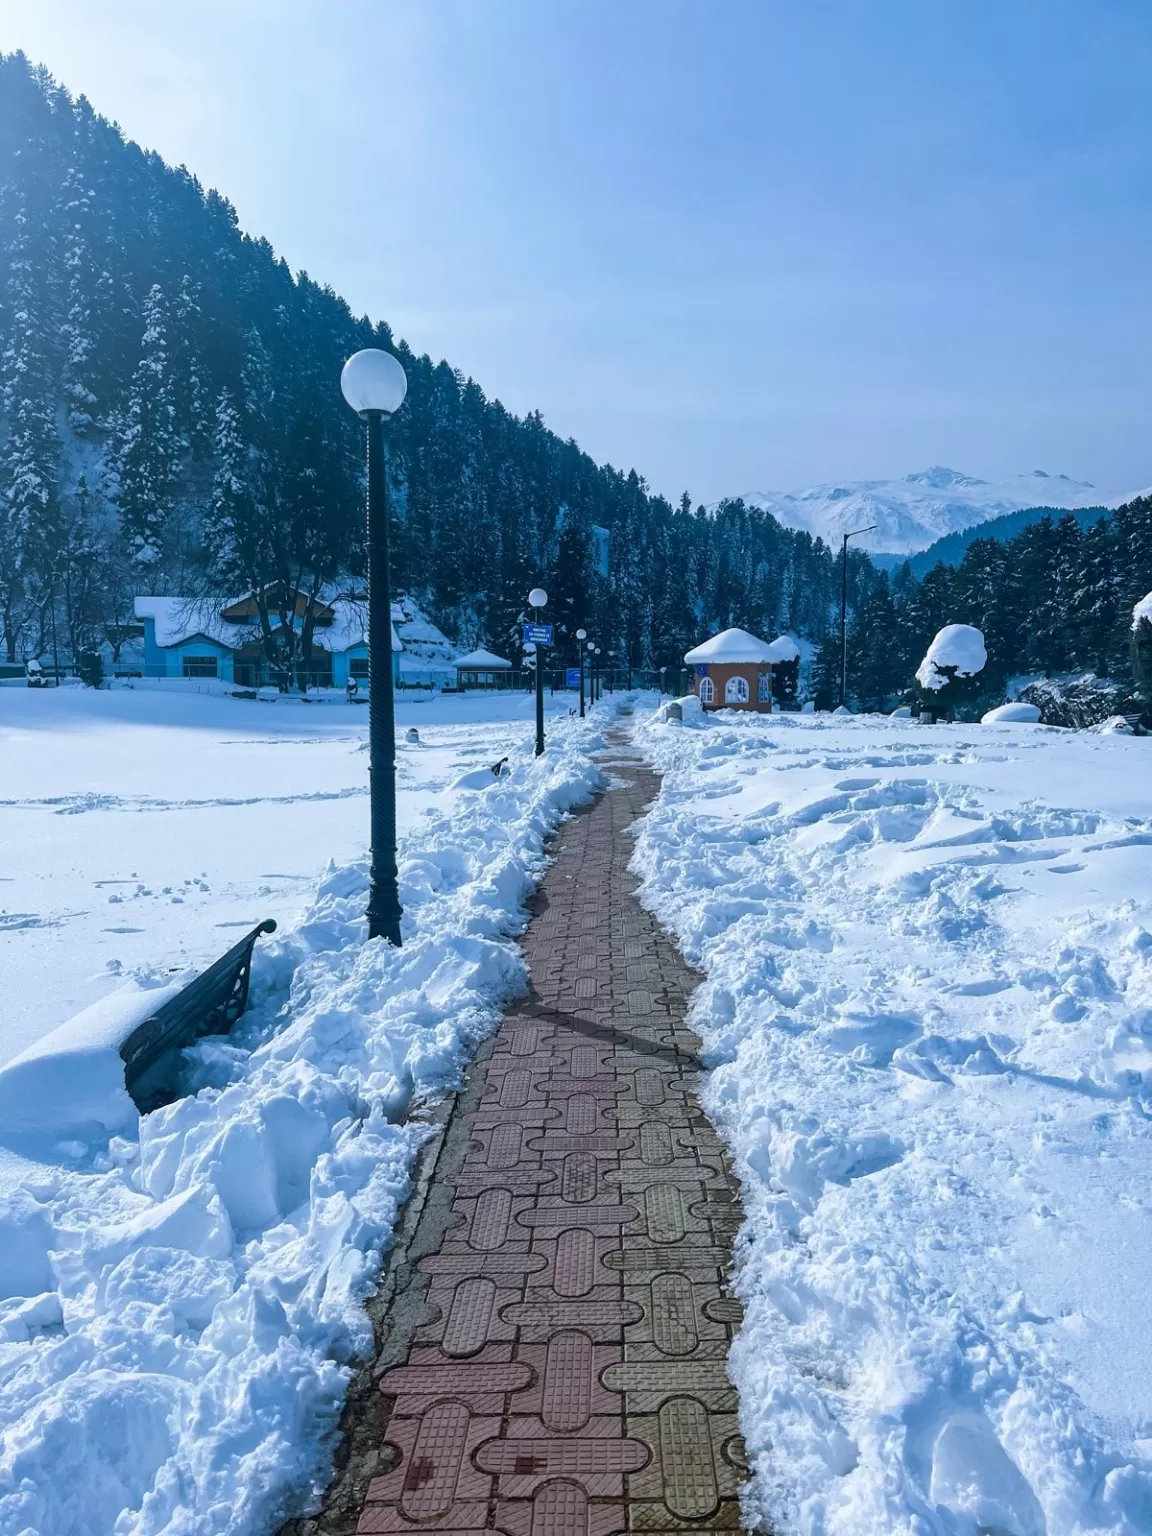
133, 589, 402, 688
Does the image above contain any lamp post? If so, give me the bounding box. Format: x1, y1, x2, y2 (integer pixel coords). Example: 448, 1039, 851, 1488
659, 665, 667, 694
341, 348, 408, 946
528, 587, 547, 755
839, 524, 877, 709
592, 645, 601, 701
576, 628, 587, 717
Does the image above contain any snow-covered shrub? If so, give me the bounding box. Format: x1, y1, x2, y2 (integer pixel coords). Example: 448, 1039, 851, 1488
1133, 592, 1152, 706
1017, 673, 1135, 729
981, 701, 1041, 724
915, 624, 987, 719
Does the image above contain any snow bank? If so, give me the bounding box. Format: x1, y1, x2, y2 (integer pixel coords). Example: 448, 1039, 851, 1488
982, 701, 1042, 724
0, 980, 185, 1138
0, 714, 605, 1536
916, 623, 987, 690
633, 704, 1152, 1536
1132, 591, 1152, 629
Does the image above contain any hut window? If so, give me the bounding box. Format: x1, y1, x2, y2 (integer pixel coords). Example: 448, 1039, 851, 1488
725, 675, 749, 704
182, 655, 218, 679
699, 676, 715, 704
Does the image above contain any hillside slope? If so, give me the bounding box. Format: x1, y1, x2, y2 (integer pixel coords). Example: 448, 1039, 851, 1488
870, 502, 1110, 576
0, 52, 854, 675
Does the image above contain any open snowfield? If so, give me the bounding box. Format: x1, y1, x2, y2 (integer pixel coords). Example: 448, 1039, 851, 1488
0, 683, 604, 1536
4, 687, 1152, 1536
633, 705, 1152, 1536
0, 685, 577, 1068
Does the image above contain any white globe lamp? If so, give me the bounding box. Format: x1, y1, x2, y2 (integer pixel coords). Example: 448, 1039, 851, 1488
340, 349, 408, 417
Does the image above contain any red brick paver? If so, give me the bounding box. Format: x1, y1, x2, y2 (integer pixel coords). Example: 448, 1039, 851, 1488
301, 743, 748, 1536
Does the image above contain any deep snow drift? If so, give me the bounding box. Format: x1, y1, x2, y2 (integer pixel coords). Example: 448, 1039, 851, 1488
633, 705, 1152, 1536
0, 689, 604, 1536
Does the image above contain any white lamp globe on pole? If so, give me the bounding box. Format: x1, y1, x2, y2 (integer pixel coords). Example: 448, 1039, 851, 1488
341, 347, 408, 947
340, 349, 408, 417
528, 587, 548, 609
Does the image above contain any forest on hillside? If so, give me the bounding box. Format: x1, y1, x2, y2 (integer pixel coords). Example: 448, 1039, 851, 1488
0, 53, 865, 677
2, 53, 1149, 700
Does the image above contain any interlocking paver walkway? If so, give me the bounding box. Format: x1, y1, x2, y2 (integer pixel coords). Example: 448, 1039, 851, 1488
302, 741, 749, 1536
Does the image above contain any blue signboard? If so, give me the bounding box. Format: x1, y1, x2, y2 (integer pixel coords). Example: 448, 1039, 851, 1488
694, 663, 709, 677
565, 668, 581, 688
523, 623, 554, 645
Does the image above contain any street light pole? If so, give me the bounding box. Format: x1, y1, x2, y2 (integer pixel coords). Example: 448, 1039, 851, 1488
528, 587, 548, 755
576, 628, 587, 718
341, 349, 408, 946
838, 524, 877, 709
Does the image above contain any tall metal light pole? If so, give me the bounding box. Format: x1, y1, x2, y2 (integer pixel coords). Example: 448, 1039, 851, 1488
341, 348, 408, 946
576, 628, 587, 717
838, 524, 877, 709
528, 587, 548, 755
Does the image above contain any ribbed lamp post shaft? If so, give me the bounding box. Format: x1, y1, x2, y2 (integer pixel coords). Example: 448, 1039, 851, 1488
365, 408, 402, 945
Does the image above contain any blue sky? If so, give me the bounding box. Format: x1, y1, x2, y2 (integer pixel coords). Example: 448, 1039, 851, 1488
4, 0, 1151, 503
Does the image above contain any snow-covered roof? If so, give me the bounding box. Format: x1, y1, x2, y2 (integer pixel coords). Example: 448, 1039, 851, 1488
1133, 592, 1152, 630
134, 597, 235, 649
764, 634, 801, 663
311, 599, 402, 653
684, 627, 779, 665
456, 648, 513, 669
135, 594, 402, 652
915, 624, 987, 690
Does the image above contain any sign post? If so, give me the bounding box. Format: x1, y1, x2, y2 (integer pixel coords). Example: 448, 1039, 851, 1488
523, 602, 551, 756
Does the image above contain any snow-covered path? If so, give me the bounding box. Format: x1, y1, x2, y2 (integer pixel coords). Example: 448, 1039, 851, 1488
633, 707, 1152, 1536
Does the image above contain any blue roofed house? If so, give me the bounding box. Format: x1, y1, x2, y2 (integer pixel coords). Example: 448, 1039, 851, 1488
133, 589, 404, 688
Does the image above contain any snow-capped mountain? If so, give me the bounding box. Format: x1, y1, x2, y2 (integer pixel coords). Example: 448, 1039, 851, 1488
735, 467, 1131, 555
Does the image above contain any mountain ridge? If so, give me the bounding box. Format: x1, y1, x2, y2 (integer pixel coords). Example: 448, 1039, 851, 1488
730, 467, 1142, 555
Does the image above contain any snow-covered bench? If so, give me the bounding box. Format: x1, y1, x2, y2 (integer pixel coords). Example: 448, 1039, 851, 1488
0, 919, 277, 1139
120, 918, 277, 1112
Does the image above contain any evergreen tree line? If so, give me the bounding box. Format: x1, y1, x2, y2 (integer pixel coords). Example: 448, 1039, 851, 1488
0, 54, 873, 679
821, 499, 1152, 711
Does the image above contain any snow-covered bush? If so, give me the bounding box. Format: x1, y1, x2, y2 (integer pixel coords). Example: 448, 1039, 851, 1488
1017, 673, 1135, 730
914, 624, 987, 719
1134, 592, 1152, 705
981, 701, 1041, 724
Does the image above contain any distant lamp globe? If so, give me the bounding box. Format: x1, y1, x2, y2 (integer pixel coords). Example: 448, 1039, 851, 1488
528, 587, 548, 609
576, 628, 587, 641
340, 349, 408, 416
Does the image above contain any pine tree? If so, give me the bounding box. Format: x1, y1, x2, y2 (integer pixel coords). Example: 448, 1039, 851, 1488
112, 284, 182, 565
0, 182, 59, 659
57, 165, 100, 432
1133, 603, 1152, 708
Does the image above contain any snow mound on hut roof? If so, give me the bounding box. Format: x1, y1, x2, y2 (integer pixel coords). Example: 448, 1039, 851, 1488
1133, 592, 1152, 630
456, 648, 512, 669
684, 627, 779, 664
764, 634, 801, 663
